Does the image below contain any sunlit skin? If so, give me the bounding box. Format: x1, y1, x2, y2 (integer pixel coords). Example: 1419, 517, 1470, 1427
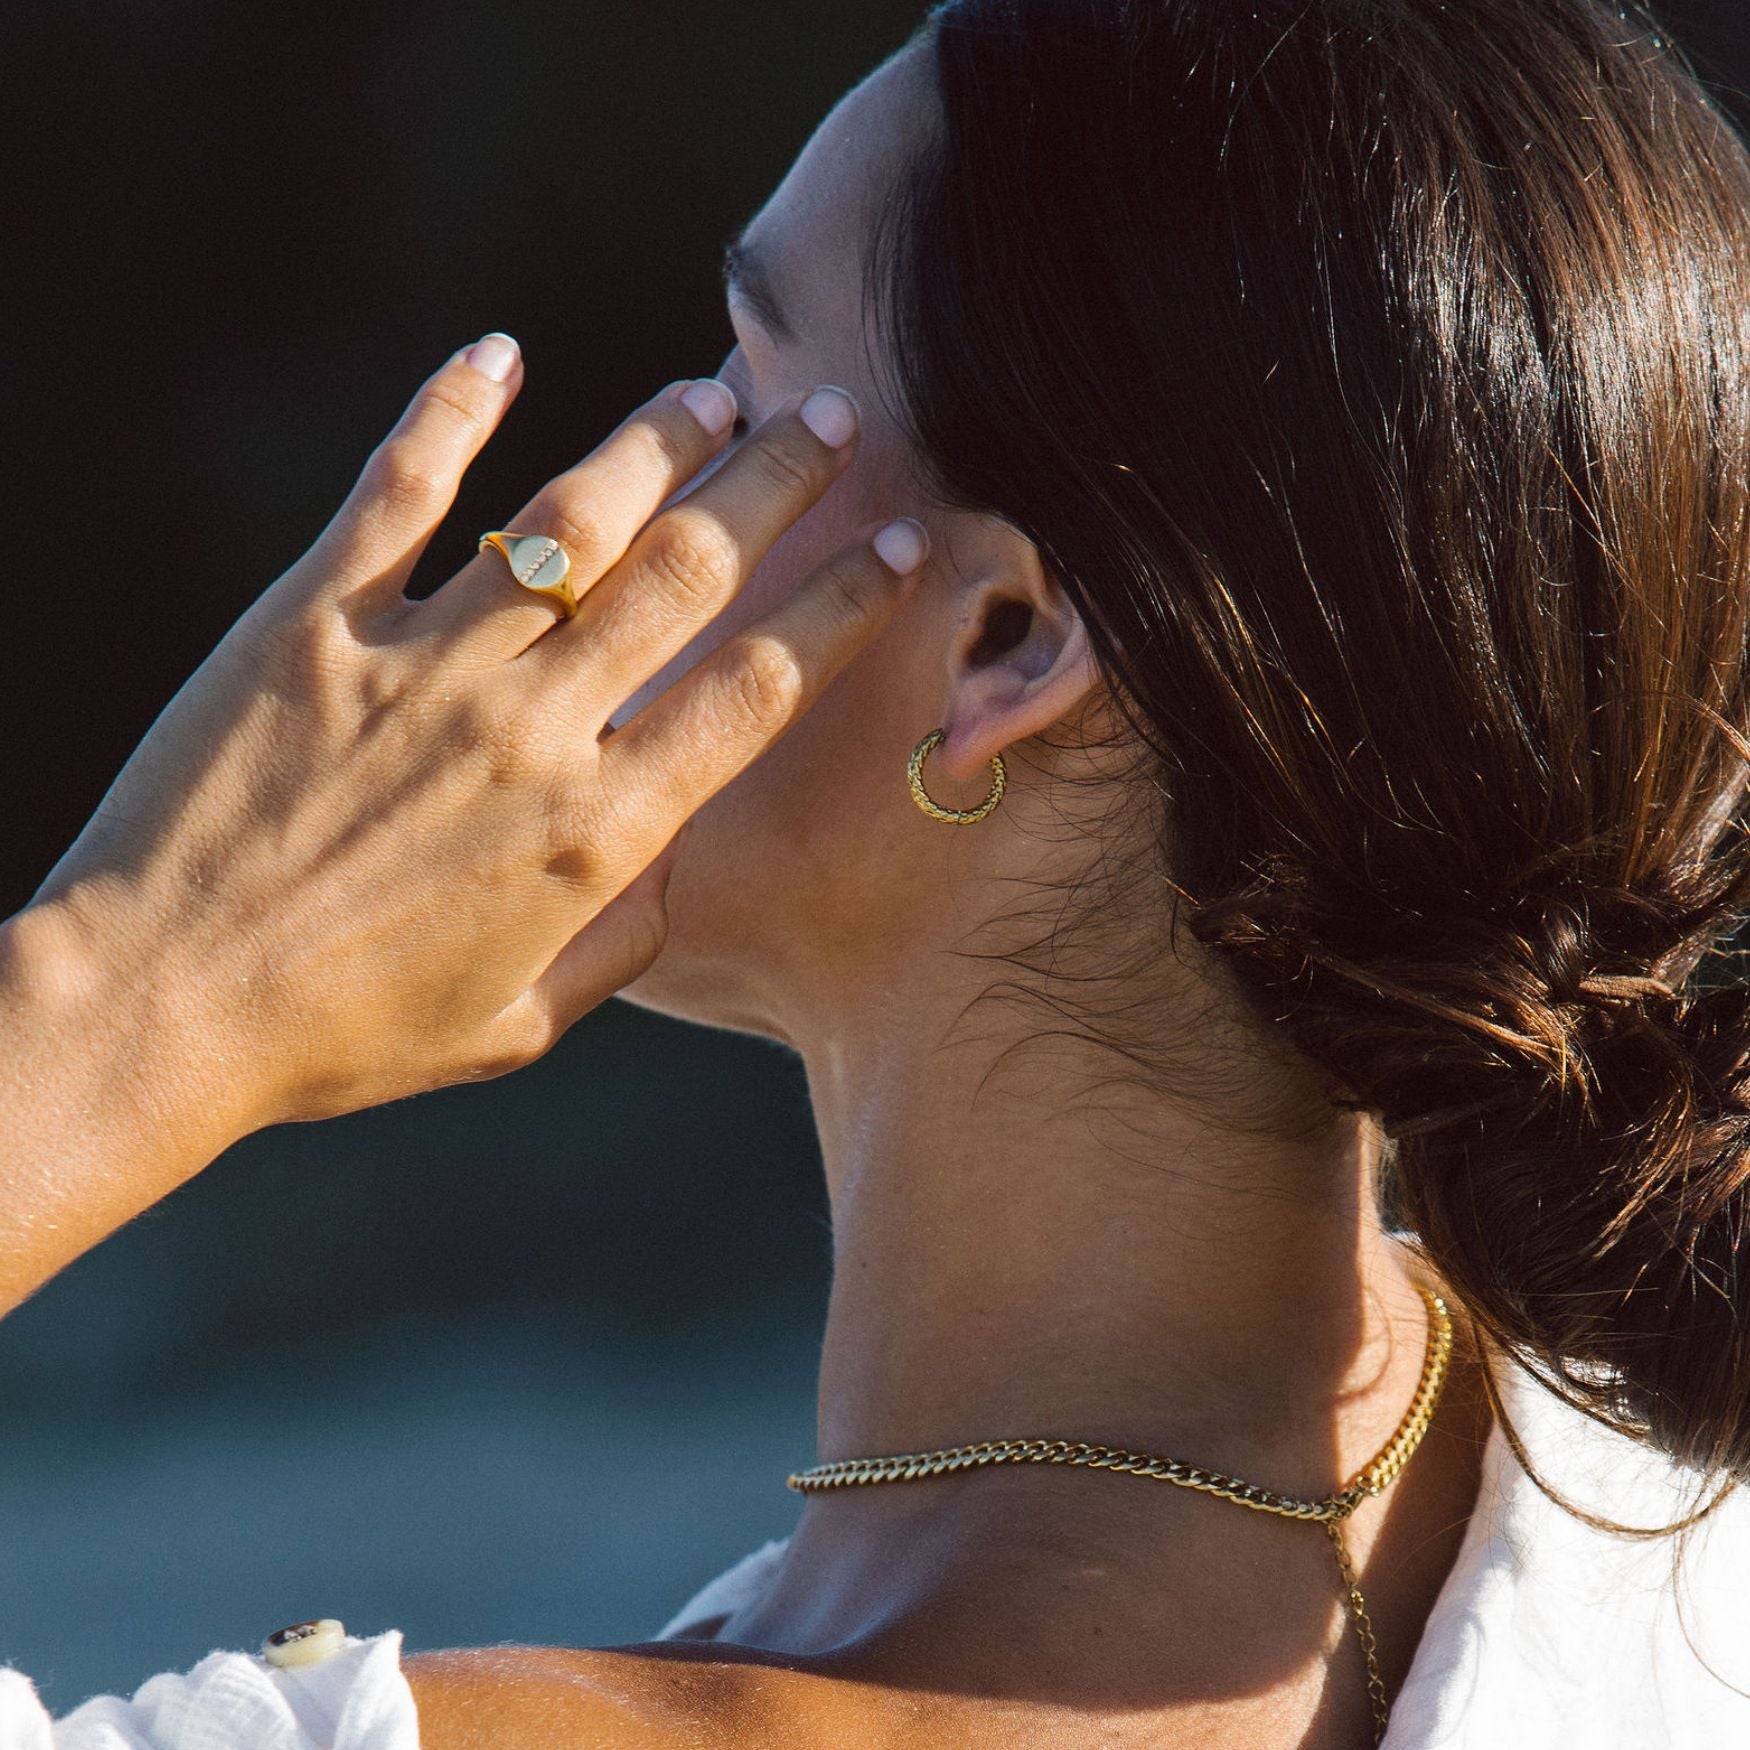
406, 38, 1497, 1750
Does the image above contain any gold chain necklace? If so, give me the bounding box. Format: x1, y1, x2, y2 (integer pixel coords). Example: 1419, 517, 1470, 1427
787, 1282, 1453, 1746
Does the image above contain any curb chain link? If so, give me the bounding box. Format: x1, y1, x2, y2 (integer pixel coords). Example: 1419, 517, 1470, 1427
788, 1282, 1454, 1746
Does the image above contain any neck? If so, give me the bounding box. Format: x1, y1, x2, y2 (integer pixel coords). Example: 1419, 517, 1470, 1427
699, 939, 1478, 1681
802, 1002, 1434, 1497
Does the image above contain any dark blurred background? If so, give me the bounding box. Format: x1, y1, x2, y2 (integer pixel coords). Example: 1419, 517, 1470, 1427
1, 0, 1748, 1716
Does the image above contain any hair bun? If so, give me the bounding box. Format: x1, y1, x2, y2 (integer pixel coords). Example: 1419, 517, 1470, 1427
1386, 971, 1750, 1481
1190, 871, 1750, 1478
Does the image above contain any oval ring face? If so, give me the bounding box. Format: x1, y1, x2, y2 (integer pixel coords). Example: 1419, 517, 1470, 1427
505, 535, 569, 591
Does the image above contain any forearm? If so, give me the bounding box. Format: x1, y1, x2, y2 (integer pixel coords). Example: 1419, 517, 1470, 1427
0, 899, 253, 1318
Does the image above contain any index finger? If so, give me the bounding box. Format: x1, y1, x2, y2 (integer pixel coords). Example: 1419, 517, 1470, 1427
295, 333, 524, 605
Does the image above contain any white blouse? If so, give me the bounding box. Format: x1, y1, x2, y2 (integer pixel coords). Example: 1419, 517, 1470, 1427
6, 1354, 1748, 1747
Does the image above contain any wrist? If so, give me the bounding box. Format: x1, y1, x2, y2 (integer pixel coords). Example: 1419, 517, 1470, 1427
0, 894, 264, 1314
1, 894, 260, 1178
0, 903, 215, 1310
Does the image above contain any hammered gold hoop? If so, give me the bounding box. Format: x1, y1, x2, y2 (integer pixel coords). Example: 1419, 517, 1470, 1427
477, 530, 581, 619
907, 728, 1007, 825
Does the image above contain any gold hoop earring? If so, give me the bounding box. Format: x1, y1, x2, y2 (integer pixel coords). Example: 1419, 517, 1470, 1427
907, 728, 1007, 824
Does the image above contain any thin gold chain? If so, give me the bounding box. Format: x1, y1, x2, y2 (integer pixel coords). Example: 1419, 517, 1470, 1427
787, 1282, 1453, 1746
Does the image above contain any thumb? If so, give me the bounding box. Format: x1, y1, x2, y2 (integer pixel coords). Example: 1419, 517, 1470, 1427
529, 820, 693, 1033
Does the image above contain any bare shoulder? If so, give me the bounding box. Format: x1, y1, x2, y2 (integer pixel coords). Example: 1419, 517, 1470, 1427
403, 1640, 904, 1750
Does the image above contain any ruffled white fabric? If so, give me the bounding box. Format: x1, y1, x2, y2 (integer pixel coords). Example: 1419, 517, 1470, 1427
0, 1628, 417, 1749
653, 1359, 1750, 1746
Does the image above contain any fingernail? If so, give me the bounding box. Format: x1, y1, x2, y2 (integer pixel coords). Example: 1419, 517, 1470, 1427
467, 332, 520, 382
873, 517, 929, 575
799, 385, 859, 448
679, 378, 736, 436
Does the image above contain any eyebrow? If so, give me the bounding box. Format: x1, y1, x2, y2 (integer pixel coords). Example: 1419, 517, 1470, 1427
721, 230, 796, 345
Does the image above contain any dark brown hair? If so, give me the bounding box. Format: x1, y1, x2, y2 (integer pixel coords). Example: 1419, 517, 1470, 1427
871, 0, 1750, 1505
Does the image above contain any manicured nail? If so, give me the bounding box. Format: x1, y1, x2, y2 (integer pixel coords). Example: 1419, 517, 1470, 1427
873, 517, 929, 575
799, 385, 859, 448
679, 378, 737, 436
467, 332, 520, 382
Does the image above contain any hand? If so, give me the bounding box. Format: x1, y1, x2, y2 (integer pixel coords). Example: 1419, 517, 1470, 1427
24, 335, 927, 1138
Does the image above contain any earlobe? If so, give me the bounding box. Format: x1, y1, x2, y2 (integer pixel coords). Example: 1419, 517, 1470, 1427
932, 567, 1103, 785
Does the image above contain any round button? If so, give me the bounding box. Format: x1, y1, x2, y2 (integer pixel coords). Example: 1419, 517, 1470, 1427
261, 1618, 346, 1668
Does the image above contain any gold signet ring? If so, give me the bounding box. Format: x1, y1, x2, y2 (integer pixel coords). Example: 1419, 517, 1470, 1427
477, 530, 581, 619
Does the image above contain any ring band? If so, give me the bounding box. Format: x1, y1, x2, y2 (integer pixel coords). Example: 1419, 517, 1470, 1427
477, 530, 580, 619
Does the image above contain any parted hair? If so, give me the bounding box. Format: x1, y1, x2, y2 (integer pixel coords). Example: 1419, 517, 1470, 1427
870, 0, 1750, 1506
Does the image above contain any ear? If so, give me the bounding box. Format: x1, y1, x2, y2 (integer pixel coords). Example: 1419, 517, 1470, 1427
930, 523, 1104, 788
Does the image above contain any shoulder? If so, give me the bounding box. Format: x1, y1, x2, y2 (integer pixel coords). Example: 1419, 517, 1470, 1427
402, 1641, 899, 1750
404, 1646, 687, 1749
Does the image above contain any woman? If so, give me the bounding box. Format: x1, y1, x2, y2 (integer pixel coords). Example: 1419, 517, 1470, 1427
4, 0, 1750, 1744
